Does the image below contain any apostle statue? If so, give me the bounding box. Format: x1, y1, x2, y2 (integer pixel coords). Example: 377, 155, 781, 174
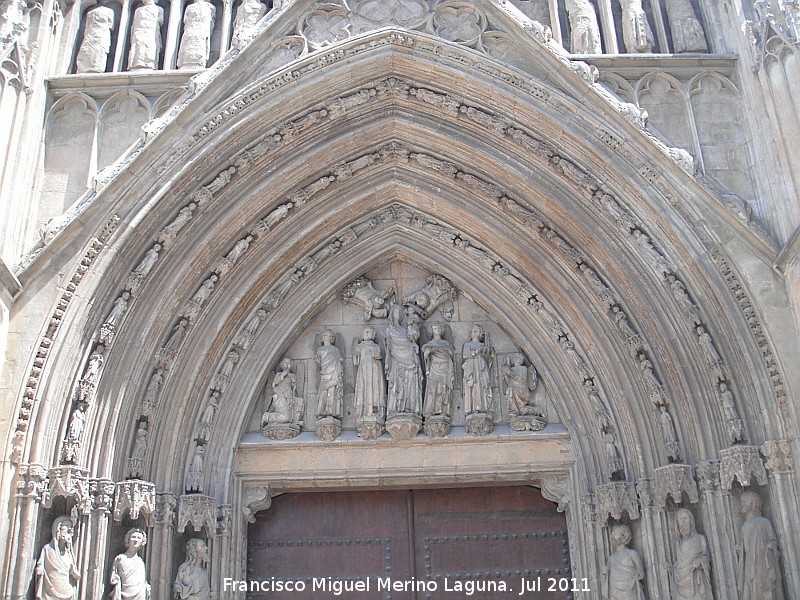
110, 528, 150, 600
736, 491, 784, 600
127, 0, 164, 70
421, 324, 454, 418
177, 0, 216, 69
603, 524, 646, 599
618, 0, 654, 53
76, 5, 115, 73
231, 0, 267, 49
353, 326, 385, 420
315, 329, 343, 419
173, 538, 211, 600
384, 305, 423, 416
35, 516, 80, 600
565, 0, 602, 54
462, 324, 493, 415
672, 508, 713, 600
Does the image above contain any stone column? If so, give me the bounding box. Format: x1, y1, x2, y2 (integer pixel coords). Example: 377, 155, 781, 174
695, 460, 737, 599
761, 440, 798, 596
83, 478, 115, 600
7, 464, 47, 600
594, 0, 618, 53
213, 505, 232, 596
112, 0, 132, 71
150, 492, 177, 600
162, 0, 185, 70
218, 0, 232, 56
546, 0, 562, 45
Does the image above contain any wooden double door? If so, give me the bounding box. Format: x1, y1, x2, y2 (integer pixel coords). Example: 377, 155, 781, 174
247, 486, 573, 599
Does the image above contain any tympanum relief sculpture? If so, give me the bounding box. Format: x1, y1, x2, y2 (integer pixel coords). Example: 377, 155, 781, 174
246, 266, 553, 441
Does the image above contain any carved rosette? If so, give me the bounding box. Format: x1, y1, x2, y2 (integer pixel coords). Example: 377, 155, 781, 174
178, 494, 217, 535
761, 440, 794, 474
595, 482, 640, 523
154, 492, 177, 527
356, 415, 385, 440
242, 486, 273, 523
386, 413, 423, 440
695, 460, 720, 493
90, 478, 116, 513
262, 423, 301, 440
540, 474, 570, 513
465, 412, 494, 436
423, 415, 451, 438
113, 480, 156, 524
42, 466, 92, 514
315, 416, 342, 441
15, 463, 49, 501
653, 464, 698, 508
719, 445, 768, 491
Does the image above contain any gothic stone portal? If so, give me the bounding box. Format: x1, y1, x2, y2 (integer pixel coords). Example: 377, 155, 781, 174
246, 486, 571, 599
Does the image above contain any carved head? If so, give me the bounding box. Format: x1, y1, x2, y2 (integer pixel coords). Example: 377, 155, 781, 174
676, 508, 696, 538
321, 329, 335, 345
512, 353, 525, 366
430, 323, 442, 338
280, 358, 292, 371
610, 524, 631, 547
186, 538, 209, 564
124, 528, 147, 550
52, 516, 75, 546
361, 326, 376, 341
470, 324, 484, 342
740, 490, 762, 516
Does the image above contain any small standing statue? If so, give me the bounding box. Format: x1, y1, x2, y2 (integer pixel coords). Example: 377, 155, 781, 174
315, 329, 343, 440
36, 516, 80, 600
177, 0, 216, 69
503, 352, 546, 431
736, 491, 784, 600
353, 326, 386, 439
603, 524, 646, 600
672, 509, 713, 600
231, 0, 267, 49
261, 358, 303, 440
76, 5, 115, 73
174, 538, 211, 600
110, 528, 151, 600
564, 0, 602, 54
421, 323, 455, 437
384, 306, 423, 439
618, 0, 654, 53
127, 0, 164, 70
462, 324, 494, 435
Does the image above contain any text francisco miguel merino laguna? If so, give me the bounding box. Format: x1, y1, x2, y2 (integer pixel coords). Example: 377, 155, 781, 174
224, 576, 590, 595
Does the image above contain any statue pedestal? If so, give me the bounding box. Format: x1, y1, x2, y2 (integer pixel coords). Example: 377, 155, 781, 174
315, 416, 341, 441
465, 413, 494, 436
356, 416, 384, 440
423, 415, 451, 438
385, 413, 422, 440
262, 422, 301, 440
509, 414, 546, 432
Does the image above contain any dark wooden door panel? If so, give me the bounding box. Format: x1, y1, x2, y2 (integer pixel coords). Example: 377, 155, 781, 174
247, 487, 571, 600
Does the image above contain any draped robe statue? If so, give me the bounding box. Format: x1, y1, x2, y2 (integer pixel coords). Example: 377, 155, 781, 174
110, 529, 150, 600
384, 306, 422, 416
36, 517, 80, 600
737, 491, 784, 600
353, 326, 385, 420
673, 509, 713, 600
604, 524, 646, 600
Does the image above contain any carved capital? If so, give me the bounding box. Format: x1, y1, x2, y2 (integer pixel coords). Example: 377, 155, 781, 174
580, 494, 596, 525
15, 463, 48, 500
242, 485, 273, 523
154, 492, 177, 527
635, 479, 653, 508
178, 494, 217, 536
695, 460, 720, 493
719, 446, 768, 491
217, 505, 233, 536
539, 474, 570, 513
761, 440, 794, 474
595, 482, 639, 523
42, 466, 91, 514
90, 478, 115, 513
653, 464, 698, 508
113, 480, 156, 524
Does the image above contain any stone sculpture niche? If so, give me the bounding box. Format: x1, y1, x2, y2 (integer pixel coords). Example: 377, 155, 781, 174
261, 358, 304, 439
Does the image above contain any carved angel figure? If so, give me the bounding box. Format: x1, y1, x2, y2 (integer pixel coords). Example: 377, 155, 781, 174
342, 277, 395, 321
385, 306, 423, 415
672, 509, 713, 600
603, 524, 646, 600
36, 516, 80, 600
315, 329, 343, 418
174, 538, 211, 600
353, 327, 385, 419
421, 324, 454, 417
502, 353, 542, 417
110, 529, 150, 600
262, 358, 303, 426
737, 491, 784, 600
462, 324, 493, 415
403, 274, 457, 321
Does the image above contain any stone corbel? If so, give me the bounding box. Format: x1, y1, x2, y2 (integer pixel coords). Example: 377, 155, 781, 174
653, 464, 698, 509
113, 480, 156, 524
719, 446, 768, 491
177, 494, 217, 536
761, 440, 794, 474
242, 485, 274, 523
539, 474, 570, 513
595, 482, 640, 523
41, 466, 92, 514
